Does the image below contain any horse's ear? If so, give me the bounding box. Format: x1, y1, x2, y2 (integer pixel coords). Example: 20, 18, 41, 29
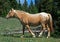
11, 8, 14, 10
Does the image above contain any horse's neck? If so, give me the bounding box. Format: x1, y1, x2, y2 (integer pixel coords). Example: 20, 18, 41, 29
14, 10, 21, 19
14, 10, 28, 19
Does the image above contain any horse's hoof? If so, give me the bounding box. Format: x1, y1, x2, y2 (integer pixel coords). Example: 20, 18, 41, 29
38, 35, 41, 37
47, 37, 48, 38
21, 35, 24, 38
38, 35, 40, 37
33, 35, 36, 38
47, 36, 50, 38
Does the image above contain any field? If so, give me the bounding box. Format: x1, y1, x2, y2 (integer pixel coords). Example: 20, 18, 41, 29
0, 17, 60, 42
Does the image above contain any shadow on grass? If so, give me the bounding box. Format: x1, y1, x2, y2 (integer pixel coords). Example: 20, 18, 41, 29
1, 33, 34, 38
2, 34, 20, 38
1, 34, 60, 39
1, 31, 60, 39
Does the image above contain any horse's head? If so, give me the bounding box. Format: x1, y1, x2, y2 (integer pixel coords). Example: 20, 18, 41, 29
6, 8, 15, 18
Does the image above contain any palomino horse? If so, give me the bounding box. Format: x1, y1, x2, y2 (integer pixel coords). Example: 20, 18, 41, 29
6, 8, 54, 38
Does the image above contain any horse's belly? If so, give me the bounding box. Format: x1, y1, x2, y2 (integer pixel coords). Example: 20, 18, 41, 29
29, 22, 40, 26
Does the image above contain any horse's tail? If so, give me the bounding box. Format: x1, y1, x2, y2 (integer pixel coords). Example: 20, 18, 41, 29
48, 14, 54, 32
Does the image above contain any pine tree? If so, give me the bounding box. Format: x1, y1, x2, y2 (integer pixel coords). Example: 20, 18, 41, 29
0, 0, 3, 16
29, 0, 38, 14
53, 0, 60, 36
18, 0, 22, 10
0, 0, 18, 17
0, 0, 11, 17
35, 0, 41, 12
35, 0, 56, 16
55, 0, 60, 16
22, 0, 28, 12
9, 0, 18, 9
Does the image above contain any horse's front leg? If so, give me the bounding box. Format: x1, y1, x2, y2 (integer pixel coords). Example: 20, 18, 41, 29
38, 30, 43, 37
38, 23, 45, 37
26, 25, 36, 37
21, 25, 25, 38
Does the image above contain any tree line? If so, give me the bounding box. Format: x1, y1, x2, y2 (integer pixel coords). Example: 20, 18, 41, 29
0, 0, 60, 37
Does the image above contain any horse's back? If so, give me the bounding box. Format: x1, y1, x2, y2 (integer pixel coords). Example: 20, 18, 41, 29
28, 12, 49, 18
40, 12, 49, 17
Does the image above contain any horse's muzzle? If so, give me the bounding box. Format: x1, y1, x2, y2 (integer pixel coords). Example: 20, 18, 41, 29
6, 16, 9, 19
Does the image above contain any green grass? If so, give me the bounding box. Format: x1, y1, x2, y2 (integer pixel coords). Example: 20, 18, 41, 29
0, 17, 22, 32
0, 17, 60, 42
0, 35, 60, 42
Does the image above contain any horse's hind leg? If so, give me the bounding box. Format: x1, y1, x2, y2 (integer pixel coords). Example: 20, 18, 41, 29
26, 25, 35, 37
47, 25, 50, 38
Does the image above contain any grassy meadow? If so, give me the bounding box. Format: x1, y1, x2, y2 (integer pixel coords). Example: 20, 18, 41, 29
0, 17, 60, 42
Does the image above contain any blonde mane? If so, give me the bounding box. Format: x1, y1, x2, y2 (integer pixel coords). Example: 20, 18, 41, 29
16, 10, 29, 15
